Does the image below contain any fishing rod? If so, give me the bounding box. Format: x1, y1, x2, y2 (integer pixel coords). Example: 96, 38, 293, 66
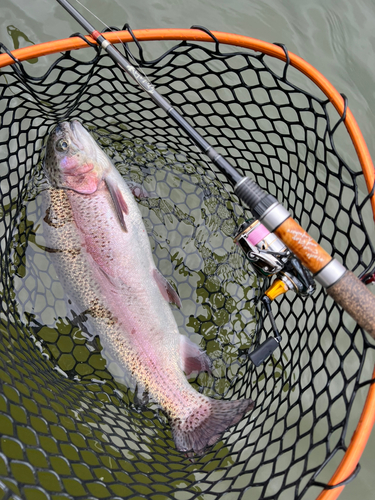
56, 0, 375, 353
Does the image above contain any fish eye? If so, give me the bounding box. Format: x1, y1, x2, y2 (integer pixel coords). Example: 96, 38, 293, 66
56, 139, 69, 152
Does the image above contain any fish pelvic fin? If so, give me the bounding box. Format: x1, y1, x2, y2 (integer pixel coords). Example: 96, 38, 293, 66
153, 269, 182, 308
171, 397, 254, 456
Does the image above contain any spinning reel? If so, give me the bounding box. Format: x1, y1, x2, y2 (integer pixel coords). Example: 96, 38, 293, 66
234, 219, 316, 366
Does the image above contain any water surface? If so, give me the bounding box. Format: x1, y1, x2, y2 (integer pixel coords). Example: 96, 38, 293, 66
1, 0, 375, 498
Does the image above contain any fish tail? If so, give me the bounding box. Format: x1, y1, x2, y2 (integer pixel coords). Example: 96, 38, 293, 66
171, 398, 254, 456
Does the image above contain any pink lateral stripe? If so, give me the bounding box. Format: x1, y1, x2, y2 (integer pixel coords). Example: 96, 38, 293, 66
246, 223, 269, 246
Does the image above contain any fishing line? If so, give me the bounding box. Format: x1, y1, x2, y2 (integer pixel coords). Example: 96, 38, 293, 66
72, 0, 152, 85
73, 2, 214, 188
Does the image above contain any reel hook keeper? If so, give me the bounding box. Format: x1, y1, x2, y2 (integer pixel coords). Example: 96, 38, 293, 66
234, 219, 315, 366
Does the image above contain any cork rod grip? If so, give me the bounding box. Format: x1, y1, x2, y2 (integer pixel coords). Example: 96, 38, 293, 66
327, 270, 375, 339
271, 218, 375, 339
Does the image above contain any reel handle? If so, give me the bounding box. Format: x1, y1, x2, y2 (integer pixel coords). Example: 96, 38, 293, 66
249, 271, 375, 368
249, 337, 280, 367
248, 295, 283, 367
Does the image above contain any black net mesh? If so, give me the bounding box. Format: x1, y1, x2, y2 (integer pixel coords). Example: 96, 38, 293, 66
0, 31, 375, 500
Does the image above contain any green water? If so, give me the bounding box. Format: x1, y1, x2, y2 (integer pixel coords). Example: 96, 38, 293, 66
1, 0, 375, 499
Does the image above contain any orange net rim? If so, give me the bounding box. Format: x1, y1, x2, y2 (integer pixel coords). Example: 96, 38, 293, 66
1, 28, 374, 499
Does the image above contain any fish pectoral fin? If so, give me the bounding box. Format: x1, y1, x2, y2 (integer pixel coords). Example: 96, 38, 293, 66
105, 176, 129, 232
180, 335, 212, 376
153, 269, 182, 308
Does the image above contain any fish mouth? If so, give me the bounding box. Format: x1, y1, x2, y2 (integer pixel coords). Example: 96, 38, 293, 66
70, 120, 81, 138
69, 120, 88, 151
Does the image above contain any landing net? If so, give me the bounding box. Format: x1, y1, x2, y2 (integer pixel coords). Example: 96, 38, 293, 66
0, 28, 375, 500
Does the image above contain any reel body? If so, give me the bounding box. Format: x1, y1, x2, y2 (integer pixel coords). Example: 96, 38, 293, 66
234, 219, 315, 365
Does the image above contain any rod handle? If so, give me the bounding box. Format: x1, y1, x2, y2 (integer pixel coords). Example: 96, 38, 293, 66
264, 211, 375, 339
327, 270, 375, 339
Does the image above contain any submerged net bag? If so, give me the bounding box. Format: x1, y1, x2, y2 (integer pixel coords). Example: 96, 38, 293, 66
1, 28, 375, 500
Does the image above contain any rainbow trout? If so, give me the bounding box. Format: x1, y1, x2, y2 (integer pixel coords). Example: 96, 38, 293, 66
42, 121, 254, 455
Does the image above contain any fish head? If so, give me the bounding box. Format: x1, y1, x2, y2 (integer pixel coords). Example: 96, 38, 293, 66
43, 120, 111, 194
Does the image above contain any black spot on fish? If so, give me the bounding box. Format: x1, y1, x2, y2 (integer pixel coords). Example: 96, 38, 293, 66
84, 297, 117, 325
44, 206, 65, 228
44, 247, 81, 257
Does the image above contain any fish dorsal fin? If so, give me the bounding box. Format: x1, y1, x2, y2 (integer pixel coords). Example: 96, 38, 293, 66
153, 269, 182, 308
179, 335, 212, 376
105, 177, 129, 232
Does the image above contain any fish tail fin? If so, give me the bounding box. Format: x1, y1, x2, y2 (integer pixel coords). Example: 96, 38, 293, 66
171, 398, 254, 456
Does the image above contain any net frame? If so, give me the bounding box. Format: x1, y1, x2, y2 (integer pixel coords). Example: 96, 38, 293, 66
0, 28, 374, 500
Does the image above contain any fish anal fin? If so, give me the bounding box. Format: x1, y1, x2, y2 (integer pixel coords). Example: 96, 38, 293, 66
180, 335, 212, 376
127, 181, 149, 199
153, 269, 182, 308
105, 177, 129, 232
